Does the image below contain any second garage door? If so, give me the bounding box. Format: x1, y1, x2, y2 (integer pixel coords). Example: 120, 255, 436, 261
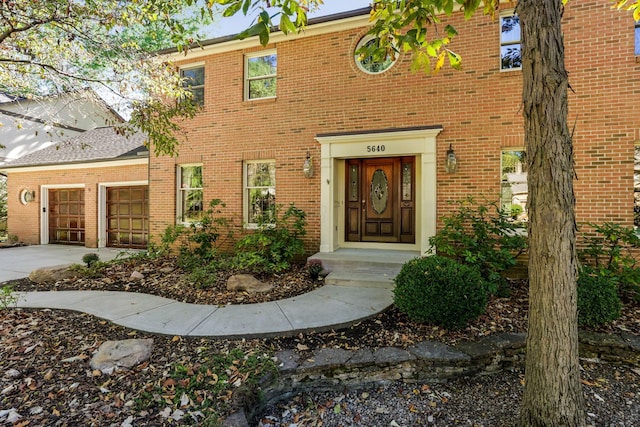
106, 186, 149, 248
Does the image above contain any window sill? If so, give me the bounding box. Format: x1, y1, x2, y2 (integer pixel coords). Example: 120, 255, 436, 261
244, 96, 277, 104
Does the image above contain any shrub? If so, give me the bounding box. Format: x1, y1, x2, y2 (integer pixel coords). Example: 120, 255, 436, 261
579, 222, 640, 300
156, 199, 234, 259
82, 252, 100, 267
577, 271, 622, 327
306, 259, 323, 280
428, 197, 527, 295
393, 255, 488, 329
232, 204, 307, 274
0, 285, 18, 309
154, 200, 235, 287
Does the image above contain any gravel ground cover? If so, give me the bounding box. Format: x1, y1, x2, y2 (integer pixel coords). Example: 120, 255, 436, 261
2, 255, 640, 426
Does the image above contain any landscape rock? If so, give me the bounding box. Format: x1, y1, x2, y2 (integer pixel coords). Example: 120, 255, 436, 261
130, 271, 144, 280
226, 274, 273, 294
28, 264, 76, 283
90, 339, 153, 373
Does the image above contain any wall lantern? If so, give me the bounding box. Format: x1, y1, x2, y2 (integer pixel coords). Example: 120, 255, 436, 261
303, 151, 314, 178
20, 189, 36, 205
444, 144, 458, 173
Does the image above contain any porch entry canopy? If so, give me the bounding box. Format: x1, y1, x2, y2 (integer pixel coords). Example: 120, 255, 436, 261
315, 125, 443, 256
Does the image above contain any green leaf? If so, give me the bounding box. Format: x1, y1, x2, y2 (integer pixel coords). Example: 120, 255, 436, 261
223, 2, 242, 17
279, 13, 295, 34
444, 24, 458, 38
447, 50, 462, 70
242, 0, 251, 15
334, 404, 341, 414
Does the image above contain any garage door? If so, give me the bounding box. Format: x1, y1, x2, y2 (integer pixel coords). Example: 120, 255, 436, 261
106, 186, 149, 248
48, 188, 85, 245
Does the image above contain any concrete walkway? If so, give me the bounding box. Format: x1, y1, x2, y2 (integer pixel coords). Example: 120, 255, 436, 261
14, 286, 393, 338
3, 245, 394, 338
0, 245, 133, 282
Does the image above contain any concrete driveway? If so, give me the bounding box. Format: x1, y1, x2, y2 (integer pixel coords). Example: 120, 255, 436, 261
0, 245, 139, 283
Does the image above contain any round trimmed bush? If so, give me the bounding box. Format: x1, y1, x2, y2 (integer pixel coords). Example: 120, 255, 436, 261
577, 271, 622, 327
393, 255, 488, 329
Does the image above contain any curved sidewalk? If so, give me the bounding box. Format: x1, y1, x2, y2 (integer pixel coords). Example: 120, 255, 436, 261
14, 285, 394, 338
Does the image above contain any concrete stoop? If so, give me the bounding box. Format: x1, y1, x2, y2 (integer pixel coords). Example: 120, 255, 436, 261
308, 249, 421, 289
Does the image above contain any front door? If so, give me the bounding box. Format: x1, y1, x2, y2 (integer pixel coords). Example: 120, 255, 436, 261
346, 157, 415, 243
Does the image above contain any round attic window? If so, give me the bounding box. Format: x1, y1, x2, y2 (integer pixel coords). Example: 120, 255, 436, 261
354, 35, 397, 74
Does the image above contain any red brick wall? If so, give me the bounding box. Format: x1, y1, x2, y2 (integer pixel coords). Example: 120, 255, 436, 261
150, 2, 639, 252
6, 163, 148, 247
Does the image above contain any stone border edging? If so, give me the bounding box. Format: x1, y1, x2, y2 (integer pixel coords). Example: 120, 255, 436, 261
222, 331, 640, 426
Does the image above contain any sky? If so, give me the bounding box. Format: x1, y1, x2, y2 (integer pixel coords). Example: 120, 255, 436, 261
204, 0, 372, 38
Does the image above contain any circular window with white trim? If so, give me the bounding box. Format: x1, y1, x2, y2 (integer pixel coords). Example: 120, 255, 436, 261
354, 35, 397, 74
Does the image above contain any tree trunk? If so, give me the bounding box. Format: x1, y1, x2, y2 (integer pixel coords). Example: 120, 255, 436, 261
518, 0, 585, 426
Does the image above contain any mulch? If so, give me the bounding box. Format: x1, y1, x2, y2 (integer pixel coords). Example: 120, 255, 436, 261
2, 255, 640, 425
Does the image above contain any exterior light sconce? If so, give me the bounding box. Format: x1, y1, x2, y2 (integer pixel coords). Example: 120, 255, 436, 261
303, 151, 314, 178
20, 189, 36, 205
445, 144, 458, 173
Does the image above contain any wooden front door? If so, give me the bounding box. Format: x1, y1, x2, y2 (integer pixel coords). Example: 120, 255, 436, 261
346, 157, 415, 243
48, 188, 85, 244
107, 186, 149, 248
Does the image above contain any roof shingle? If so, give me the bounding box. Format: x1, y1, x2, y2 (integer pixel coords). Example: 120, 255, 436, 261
3, 127, 148, 168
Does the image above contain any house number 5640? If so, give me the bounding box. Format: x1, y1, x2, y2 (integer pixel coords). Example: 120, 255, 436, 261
366, 145, 385, 153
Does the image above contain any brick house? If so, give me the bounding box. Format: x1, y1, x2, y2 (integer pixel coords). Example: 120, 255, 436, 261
152, 3, 640, 256
152, 3, 639, 257
0, 127, 149, 248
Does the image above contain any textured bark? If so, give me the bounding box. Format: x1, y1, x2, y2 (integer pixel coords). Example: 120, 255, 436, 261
518, 0, 586, 426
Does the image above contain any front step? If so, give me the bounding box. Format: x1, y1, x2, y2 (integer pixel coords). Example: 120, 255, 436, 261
324, 270, 395, 288
309, 249, 421, 288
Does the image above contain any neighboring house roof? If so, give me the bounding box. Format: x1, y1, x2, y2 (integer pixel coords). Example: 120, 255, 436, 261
1, 127, 148, 169
0, 90, 125, 166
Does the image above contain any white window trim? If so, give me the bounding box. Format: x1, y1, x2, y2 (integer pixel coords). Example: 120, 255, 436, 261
180, 64, 205, 105
176, 163, 203, 225
500, 10, 522, 72
243, 159, 276, 228
244, 49, 277, 101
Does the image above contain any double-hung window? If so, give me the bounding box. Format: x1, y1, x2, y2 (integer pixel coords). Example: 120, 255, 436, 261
500, 13, 522, 70
244, 161, 276, 226
501, 150, 528, 221
180, 66, 205, 106
245, 50, 277, 100
177, 165, 203, 224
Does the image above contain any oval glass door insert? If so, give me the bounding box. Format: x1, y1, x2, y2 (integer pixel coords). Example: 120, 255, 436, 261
371, 169, 389, 214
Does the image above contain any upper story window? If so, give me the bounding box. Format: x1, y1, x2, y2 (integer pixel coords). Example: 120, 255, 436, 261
500, 13, 522, 70
354, 35, 397, 74
244, 160, 276, 226
245, 50, 277, 100
180, 66, 205, 106
177, 164, 203, 224
501, 150, 528, 221
635, 20, 639, 56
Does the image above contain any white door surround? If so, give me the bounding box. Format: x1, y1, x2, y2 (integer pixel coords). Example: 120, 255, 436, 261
315, 126, 442, 255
